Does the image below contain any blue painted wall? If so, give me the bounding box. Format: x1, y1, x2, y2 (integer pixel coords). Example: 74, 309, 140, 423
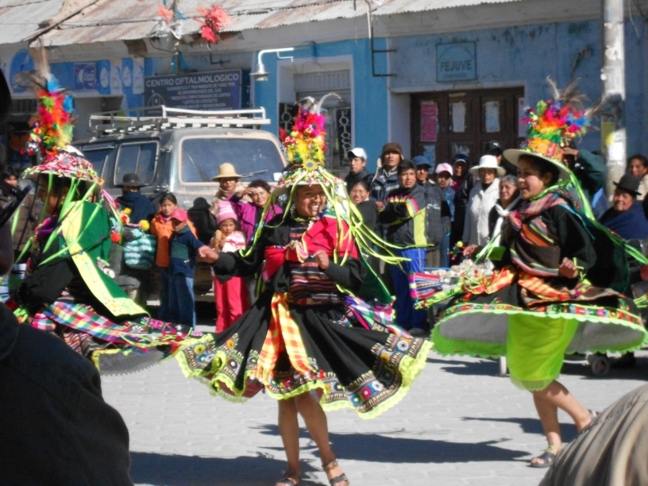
146, 42, 391, 170
248, 38, 390, 171
390, 18, 647, 156
24, 17, 647, 163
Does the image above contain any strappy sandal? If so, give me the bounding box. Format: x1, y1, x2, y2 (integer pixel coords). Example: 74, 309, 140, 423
275, 471, 301, 486
530, 445, 558, 468
322, 459, 349, 486
582, 409, 599, 431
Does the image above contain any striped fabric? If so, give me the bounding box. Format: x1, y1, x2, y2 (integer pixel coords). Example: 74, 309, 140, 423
385, 194, 420, 219
506, 190, 571, 277
255, 292, 312, 383
288, 261, 341, 304
31, 301, 129, 343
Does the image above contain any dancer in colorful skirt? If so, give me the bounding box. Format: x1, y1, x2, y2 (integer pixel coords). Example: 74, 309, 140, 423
420, 85, 648, 468
8, 56, 204, 367
178, 103, 431, 486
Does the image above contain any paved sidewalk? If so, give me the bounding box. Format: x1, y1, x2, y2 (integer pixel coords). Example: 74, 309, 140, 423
101, 321, 647, 486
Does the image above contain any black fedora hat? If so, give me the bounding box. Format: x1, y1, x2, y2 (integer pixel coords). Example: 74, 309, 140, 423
614, 174, 642, 197
117, 172, 146, 188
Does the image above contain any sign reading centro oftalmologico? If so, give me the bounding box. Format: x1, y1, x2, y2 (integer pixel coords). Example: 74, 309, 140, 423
144, 70, 242, 111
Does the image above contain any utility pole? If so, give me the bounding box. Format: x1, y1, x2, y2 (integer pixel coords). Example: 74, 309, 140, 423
601, 0, 626, 197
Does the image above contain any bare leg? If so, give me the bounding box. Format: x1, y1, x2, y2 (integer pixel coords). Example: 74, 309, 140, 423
277, 399, 301, 484
294, 392, 348, 484
530, 380, 591, 465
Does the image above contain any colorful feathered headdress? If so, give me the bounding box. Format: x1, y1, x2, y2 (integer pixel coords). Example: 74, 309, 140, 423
504, 78, 597, 180
19, 46, 103, 186
274, 95, 342, 196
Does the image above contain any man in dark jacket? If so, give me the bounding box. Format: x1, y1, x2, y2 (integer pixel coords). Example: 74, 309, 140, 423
413, 156, 451, 268
0, 205, 133, 484
115, 172, 156, 304
344, 147, 373, 194
116, 173, 155, 224
371, 142, 403, 206
371, 142, 405, 292
378, 159, 429, 335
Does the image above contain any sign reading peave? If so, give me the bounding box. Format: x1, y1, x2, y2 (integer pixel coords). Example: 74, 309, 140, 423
436, 42, 477, 83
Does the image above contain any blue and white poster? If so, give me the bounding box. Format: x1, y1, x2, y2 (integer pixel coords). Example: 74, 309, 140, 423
74, 62, 97, 91
97, 60, 111, 95
8, 49, 34, 94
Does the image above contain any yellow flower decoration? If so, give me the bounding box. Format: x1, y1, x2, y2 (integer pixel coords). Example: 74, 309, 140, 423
303, 159, 318, 171
139, 220, 150, 232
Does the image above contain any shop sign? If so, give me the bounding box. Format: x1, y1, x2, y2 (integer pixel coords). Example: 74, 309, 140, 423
144, 70, 242, 111
436, 42, 476, 83
74, 62, 97, 91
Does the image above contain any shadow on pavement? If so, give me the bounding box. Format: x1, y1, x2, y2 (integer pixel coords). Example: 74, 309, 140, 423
463, 417, 577, 442
255, 425, 529, 464
561, 357, 648, 381
130, 452, 323, 485
426, 357, 500, 376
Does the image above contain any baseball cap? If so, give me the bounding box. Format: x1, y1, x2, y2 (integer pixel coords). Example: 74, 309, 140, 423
170, 209, 188, 222
435, 163, 454, 176
347, 147, 368, 160
412, 155, 432, 168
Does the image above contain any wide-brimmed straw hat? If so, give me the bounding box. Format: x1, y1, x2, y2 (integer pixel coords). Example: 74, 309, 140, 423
502, 81, 593, 182
211, 163, 243, 181
503, 143, 572, 182
469, 155, 506, 177
23, 152, 104, 186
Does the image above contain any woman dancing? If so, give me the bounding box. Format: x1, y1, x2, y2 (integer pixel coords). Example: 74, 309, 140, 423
9, 63, 205, 366
425, 92, 647, 468
178, 105, 431, 485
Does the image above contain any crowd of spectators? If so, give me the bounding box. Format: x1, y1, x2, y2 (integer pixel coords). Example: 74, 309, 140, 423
5, 139, 648, 339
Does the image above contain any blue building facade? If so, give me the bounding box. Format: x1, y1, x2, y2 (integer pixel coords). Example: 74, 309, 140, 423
2, 16, 646, 172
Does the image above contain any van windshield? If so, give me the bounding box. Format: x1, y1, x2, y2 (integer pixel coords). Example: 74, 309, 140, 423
81, 147, 112, 179
180, 138, 284, 183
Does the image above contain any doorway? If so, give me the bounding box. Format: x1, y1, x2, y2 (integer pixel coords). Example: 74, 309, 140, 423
411, 87, 525, 168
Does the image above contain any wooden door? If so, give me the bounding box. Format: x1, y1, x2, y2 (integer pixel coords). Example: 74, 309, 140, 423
411, 87, 525, 168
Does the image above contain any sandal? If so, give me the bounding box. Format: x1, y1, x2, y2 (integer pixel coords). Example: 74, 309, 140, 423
275, 471, 301, 486
582, 409, 599, 431
530, 446, 558, 468
322, 459, 349, 486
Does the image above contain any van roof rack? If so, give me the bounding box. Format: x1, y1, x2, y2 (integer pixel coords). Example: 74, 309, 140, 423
88, 105, 270, 137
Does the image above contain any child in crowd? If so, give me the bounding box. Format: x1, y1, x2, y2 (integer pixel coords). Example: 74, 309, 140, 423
212, 201, 249, 332
150, 193, 205, 324
167, 208, 205, 328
